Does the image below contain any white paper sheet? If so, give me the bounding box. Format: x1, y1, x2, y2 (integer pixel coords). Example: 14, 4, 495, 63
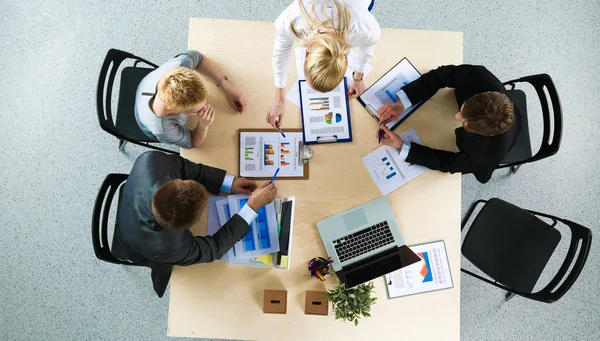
361, 128, 428, 195
359, 58, 422, 129
239, 131, 304, 178
385, 240, 454, 299
287, 47, 374, 108
227, 194, 280, 259
299, 80, 351, 143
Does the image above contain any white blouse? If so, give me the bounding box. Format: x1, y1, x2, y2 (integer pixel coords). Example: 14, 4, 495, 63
273, 0, 381, 88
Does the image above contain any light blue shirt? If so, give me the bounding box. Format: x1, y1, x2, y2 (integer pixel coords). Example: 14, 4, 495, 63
220, 174, 258, 224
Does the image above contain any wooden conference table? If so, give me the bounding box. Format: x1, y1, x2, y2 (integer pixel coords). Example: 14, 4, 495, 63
168, 18, 463, 341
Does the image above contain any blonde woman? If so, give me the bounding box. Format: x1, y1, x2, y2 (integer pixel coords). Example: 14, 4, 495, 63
266, 0, 381, 128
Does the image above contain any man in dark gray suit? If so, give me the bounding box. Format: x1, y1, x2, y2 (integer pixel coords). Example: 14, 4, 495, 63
112, 151, 277, 297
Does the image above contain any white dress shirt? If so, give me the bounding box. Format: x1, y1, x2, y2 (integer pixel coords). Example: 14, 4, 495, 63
220, 174, 258, 224
273, 0, 381, 88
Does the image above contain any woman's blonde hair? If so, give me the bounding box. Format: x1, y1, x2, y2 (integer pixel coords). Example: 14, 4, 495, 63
157, 67, 207, 111
291, 0, 352, 93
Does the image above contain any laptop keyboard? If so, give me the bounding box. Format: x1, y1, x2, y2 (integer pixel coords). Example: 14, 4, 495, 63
333, 221, 395, 263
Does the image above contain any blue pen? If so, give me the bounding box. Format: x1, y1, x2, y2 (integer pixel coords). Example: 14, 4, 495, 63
270, 168, 280, 184
378, 125, 384, 144
385, 89, 398, 103
276, 126, 286, 138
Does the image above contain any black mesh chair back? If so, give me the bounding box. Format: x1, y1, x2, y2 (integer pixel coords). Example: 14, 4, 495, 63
91, 173, 140, 266
500, 74, 562, 172
96, 48, 177, 154
461, 198, 592, 303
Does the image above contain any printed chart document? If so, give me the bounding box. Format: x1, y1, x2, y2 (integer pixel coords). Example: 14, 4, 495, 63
385, 240, 453, 299
358, 58, 423, 130
239, 131, 304, 178
361, 128, 428, 195
228, 194, 280, 259
299, 79, 352, 143
286, 47, 373, 108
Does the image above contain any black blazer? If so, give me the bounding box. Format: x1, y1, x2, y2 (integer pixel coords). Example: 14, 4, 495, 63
111, 151, 249, 297
402, 65, 521, 183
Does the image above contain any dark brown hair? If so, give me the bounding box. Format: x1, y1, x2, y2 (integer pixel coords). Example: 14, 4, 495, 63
462, 91, 514, 136
152, 180, 209, 230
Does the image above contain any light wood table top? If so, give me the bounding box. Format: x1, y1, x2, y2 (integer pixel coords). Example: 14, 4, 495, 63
168, 18, 463, 341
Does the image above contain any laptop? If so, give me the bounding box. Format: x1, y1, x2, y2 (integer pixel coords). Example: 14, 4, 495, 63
316, 197, 421, 288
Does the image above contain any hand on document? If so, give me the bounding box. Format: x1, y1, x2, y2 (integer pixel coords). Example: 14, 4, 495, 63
266, 101, 284, 129
231, 177, 258, 195
377, 125, 404, 150
378, 102, 405, 125
247, 182, 278, 211
347, 79, 366, 97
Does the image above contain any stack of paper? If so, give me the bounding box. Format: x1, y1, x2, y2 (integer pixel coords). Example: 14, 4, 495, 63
207, 195, 295, 269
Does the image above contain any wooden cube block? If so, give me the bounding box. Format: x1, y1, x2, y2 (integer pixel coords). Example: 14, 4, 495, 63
304, 291, 328, 316
263, 289, 287, 314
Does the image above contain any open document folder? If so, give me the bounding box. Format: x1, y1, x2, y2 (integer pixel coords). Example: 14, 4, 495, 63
207, 195, 295, 269
358, 58, 424, 130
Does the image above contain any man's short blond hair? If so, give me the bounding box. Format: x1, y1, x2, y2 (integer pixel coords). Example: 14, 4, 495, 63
157, 67, 207, 111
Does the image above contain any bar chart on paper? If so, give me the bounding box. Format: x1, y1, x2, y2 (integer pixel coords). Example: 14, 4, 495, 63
377, 156, 398, 180
239, 131, 305, 178
361, 129, 429, 195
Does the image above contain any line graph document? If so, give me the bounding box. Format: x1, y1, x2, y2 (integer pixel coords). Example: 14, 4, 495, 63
361, 129, 428, 195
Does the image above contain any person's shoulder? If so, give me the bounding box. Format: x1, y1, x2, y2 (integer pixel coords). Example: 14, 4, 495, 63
135, 150, 175, 167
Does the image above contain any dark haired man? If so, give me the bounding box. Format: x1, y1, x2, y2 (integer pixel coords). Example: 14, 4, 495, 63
112, 151, 277, 297
377, 64, 521, 183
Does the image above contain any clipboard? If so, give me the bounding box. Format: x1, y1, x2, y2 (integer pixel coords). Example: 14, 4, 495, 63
238, 129, 312, 180
298, 77, 353, 144
357, 58, 425, 131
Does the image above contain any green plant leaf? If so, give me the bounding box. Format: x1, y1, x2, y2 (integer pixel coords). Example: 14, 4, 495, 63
354, 318, 359, 326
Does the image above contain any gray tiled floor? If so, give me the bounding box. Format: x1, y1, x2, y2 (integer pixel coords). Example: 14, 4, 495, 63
1, 0, 598, 340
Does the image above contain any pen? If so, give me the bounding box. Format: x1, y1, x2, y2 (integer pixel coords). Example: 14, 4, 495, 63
270, 167, 280, 184
378, 125, 383, 144
276, 126, 286, 138
385, 89, 398, 103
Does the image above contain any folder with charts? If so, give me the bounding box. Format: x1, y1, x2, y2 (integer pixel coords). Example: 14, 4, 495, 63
299, 79, 352, 144
239, 130, 308, 179
384, 240, 453, 299
361, 128, 428, 195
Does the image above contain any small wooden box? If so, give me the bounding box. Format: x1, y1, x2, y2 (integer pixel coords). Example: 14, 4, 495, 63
305, 291, 328, 316
263, 289, 287, 314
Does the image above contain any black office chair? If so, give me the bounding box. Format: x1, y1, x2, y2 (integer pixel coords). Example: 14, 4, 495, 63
96, 48, 178, 154
92, 173, 140, 266
499, 74, 562, 174
461, 198, 592, 303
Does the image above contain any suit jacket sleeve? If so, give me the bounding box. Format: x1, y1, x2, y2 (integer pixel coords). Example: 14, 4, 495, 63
406, 143, 490, 174
180, 157, 227, 194
179, 214, 250, 265
152, 214, 250, 266
402, 64, 483, 104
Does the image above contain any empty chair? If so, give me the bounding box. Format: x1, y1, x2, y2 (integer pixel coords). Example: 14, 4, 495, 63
461, 198, 592, 303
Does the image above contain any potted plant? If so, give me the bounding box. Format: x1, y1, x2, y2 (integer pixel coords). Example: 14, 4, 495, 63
324, 281, 377, 326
